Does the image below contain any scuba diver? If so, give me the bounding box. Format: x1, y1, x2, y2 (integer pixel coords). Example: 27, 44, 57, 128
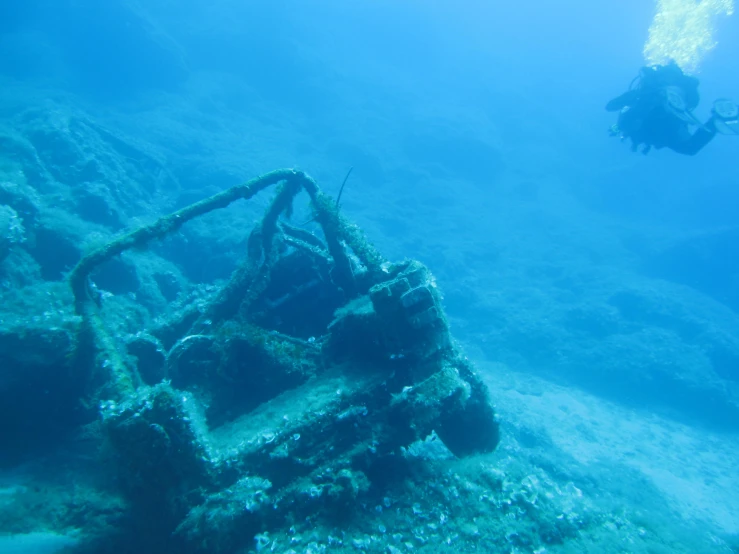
606, 60, 739, 155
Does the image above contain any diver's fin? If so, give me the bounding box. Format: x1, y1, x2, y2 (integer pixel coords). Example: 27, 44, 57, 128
663, 86, 697, 124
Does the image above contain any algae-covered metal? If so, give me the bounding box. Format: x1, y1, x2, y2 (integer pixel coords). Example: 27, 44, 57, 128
70, 169, 499, 552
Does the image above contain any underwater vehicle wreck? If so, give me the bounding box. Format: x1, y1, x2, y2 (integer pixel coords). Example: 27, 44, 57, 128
70, 168, 500, 552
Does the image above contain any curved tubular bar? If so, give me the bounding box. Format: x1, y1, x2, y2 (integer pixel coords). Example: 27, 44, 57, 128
70, 169, 297, 313
300, 176, 386, 286
68, 168, 388, 401
69, 169, 295, 400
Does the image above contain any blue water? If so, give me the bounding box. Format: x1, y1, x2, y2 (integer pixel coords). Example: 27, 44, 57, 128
1, 1, 739, 552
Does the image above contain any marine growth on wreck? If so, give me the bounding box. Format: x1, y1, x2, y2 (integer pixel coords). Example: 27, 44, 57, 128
3, 166, 501, 553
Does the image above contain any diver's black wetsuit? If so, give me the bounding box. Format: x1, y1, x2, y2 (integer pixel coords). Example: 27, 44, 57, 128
613, 98, 716, 155
606, 62, 716, 155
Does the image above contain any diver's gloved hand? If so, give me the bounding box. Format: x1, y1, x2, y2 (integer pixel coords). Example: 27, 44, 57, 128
711, 98, 739, 135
